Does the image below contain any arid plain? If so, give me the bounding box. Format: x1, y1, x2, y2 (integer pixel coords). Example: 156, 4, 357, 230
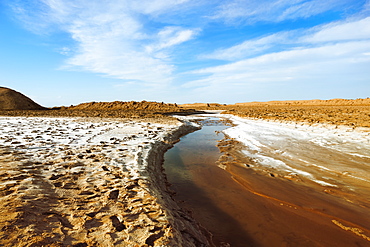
1, 87, 370, 246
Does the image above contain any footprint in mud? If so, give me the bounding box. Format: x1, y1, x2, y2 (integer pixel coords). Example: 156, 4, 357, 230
53, 182, 63, 187
145, 232, 165, 246
86, 212, 98, 218
1, 184, 16, 196
72, 243, 88, 247
62, 182, 77, 189
49, 174, 64, 180
84, 218, 103, 229
110, 216, 125, 231
108, 190, 119, 200
12, 174, 29, 181
124, 213, 140, 222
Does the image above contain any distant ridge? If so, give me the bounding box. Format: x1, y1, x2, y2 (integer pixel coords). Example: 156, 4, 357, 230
180, 103, 225, 108
0, 87, 45, 110
66, 101, 181, 111
234, 98, 370, 106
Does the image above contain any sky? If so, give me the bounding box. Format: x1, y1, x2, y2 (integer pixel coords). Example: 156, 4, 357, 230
1, 0, 370, 107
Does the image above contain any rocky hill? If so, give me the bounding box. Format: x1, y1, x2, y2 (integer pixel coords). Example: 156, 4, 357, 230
0, 87, 45, 110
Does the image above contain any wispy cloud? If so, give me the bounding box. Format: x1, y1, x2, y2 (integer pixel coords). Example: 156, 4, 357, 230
211, 0, 355, 23
185, 16, 370, 100
183, 41, 370, 102
9, 0, 199, 85
200, 32, 294, 61
145, 26, 199, 58
303, 16, 370, 42
201, 16, 370, 61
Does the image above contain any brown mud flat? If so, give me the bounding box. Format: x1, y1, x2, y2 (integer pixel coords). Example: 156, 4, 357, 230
182, 98, 370, 128
223, 105, 370, 128
210, 138, 370, 246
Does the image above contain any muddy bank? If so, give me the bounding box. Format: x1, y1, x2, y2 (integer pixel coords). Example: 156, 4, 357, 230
0, 116, 209, 246
143, 122, 212, 246
216, 116, 370, 246
164, 114, 370, 246
216, 138, 370, 246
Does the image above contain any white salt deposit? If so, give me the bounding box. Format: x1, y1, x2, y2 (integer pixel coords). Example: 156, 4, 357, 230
220, 115, 370, 189
0, 117, 181, 180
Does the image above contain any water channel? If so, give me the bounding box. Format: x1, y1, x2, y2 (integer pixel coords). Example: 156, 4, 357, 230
163, 116, 253, 246
164, 115, 370, 247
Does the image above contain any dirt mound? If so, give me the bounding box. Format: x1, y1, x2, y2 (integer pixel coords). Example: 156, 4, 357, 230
0, 100, 199, 119
235, 98, 370, 106
0, 87, 45, 110
66, 101, 181, 112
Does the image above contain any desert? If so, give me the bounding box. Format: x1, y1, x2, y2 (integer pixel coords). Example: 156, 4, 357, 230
1, 87, 370, 246
2, 1, 370, 246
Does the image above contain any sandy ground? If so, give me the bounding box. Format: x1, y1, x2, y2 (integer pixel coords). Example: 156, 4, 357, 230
0, 116, 209, 246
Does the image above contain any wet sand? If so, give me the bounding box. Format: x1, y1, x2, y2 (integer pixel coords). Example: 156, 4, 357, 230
165, 115, 370, 246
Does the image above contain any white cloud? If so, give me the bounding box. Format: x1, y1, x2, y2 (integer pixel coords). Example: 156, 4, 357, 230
212, 0, 353, 23
201, 32, 293, 61
186, 36, 370, 98
304, 17, 370, 42
188, 14, 370, 102
195, 41, 370, 75
130, 0, 191, 15
183, 40, 370, 102
202, 16, 370, 62
145, 26, 199, 57
157, 27, 198, 49
10, 0, 197, 85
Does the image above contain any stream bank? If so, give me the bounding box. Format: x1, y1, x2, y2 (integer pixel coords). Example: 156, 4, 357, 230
165, 114, 370, 247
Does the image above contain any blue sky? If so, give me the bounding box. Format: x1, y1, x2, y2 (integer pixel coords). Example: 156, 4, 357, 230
1, 0, 370, 107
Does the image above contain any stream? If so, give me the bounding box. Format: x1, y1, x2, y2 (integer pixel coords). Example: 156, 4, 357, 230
164, 114, 370, 247
164, 116, 252, 246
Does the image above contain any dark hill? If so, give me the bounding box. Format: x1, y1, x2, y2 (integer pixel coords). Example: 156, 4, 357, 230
0, 87, 45, 110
